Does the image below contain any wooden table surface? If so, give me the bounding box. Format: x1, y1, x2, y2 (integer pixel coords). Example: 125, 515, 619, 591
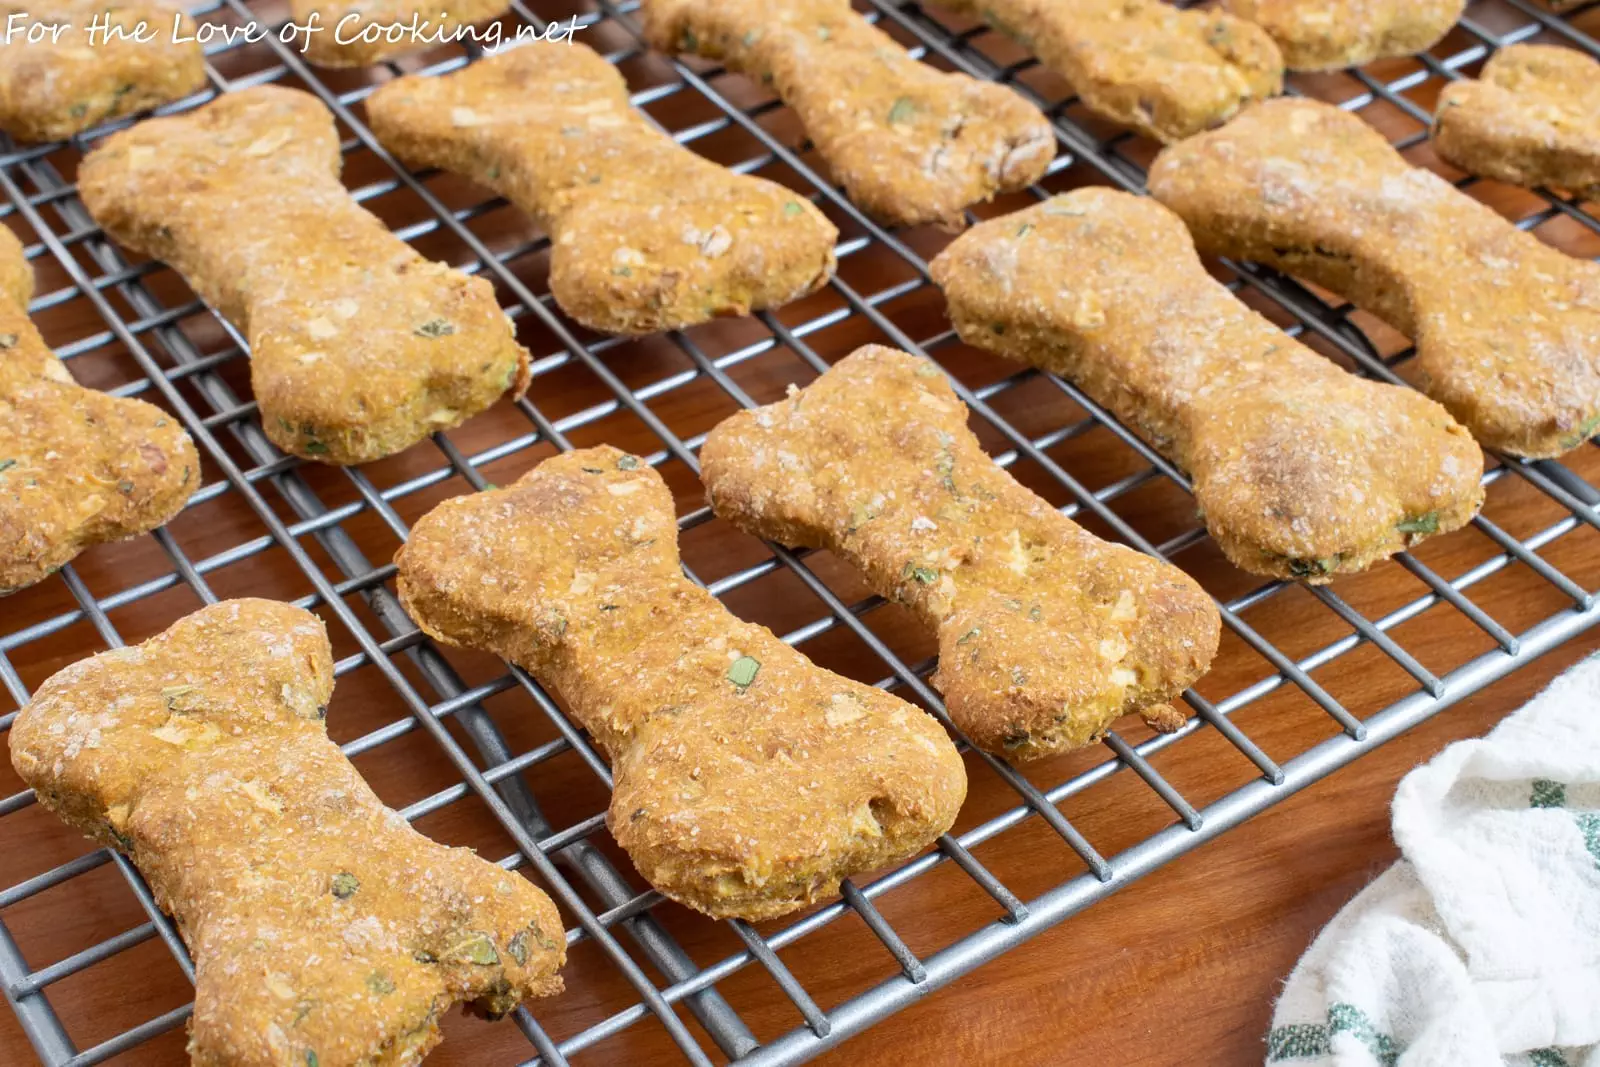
2, 1, 1598, 1064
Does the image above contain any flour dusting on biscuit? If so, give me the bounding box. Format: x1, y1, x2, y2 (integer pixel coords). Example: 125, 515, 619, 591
78, 85, 530, 466
397, 446, 966, 920
931, 189, 1484, 582
1, 226, 198, 594
701, 345, 1220, 761
367, 43, 837, 336
1221, 0, 1464, 71
1434, 44, 1600, 202
9, 599, 565, 1066
0, 0, 206, 143
641, 0, 1054, 228
938, 0, 1281, 143
1151, 98, 1600, 460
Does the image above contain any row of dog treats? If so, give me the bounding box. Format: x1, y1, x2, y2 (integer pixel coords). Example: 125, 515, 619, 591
3, 32, 1595, 592
0, 0, 1536, 144
11, 340, 1224, 1063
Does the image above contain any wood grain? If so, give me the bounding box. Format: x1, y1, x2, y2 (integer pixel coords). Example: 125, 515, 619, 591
1, 1, 1598, 1064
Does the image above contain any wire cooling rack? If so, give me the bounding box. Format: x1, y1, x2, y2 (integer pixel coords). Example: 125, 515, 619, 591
2, 0, 1599, 1063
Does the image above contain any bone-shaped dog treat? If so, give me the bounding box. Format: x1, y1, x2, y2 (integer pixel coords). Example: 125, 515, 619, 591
366, 43, 838, 336
640, 0, 1055, 228
700, 346, 1220, 760
396, 446, 966, 919
1, 226, 198, 594
930, 189, 1485, 582
9, 599, 565, 1066
293, 0, 510, 68
1149, 98, 1600, 460
933, 0, 1282, 143
0, 0, 205, 143
1434, 44, 1600, 202
77, 85, 530, 466
1220, 0, 1464, 71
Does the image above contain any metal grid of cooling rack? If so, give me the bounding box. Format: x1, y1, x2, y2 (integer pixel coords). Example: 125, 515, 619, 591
2, 0, 1599, 1063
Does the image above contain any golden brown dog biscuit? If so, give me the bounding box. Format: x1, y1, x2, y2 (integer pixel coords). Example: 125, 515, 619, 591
0, 0, 206, 143
293, 0, 509, 68
700, 346, 1220, 761
77, 85, 529, 466
1149, 98, 1600, 460
366, 43, 838, 336
1, 225, 199, 594
930, 189, 1484, 583
1220, 0, 1464, 71
9, 599, 566, 1067
936, 0, 1282, 143
640, 0, 1055, 228
1434, 44, 1600, 202
396, 445, 966, 920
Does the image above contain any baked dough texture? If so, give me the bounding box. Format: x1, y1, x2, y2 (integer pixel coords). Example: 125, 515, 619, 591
1434, 44, 1600, 202
366, 42, 838, 336
1150, 98, 1600, 460
396, 445, 967, 920
0, 225, 198, 594
1220, 0, 1464, 71
9, 598, 565, 1067
700, 345, 1220, 761
641, 0, 1055, 228
935, 0, 1282, 143
78, 85, 530, 466
294, 0, 509, 68
931, 189, 1484, 583
0, 0, 206, 143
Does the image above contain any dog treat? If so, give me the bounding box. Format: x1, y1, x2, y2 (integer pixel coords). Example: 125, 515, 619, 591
640, 0, 1055, 228
366, 43, 838, 336
935, 0, 1282, 143
293, 0, 509, 68
700, 346, 1220, 760
9, 599, 566, 1066
1220, 0, 1464, 71
930, 190, 1484, 582
1434, 44, 1600, 202
0, 0, 206, 143
77, 85, 530, 466
396, 446, 966, 920
1149, 98, 1600, 459
1, 226, 198, 594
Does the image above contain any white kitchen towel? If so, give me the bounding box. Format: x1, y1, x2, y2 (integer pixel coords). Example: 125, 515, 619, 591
1265, 654, 1600, 1067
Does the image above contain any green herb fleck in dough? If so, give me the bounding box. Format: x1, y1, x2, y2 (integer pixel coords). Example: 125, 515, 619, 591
681, 28, 698, 51
330, 871, 360, 899
305, 1051, 318, 1067
117, 479, 135, 495
958, 627, 981, 644
782, 201, 804, 217
507, 930, 530, 966
728, 655, 761, 689
0, 333, 17, 349
451, 932, 500, 965
1015, 222, 1033, 238
1001, 728, 1030, 750
887, 97, 917, 125
301, 440, 329, 455
616, 455, 640, 470
613, 266, 633, 277
0, 459, 15, 474
412, 949, 437, 964
1396, 512, 1440, 536
414, 318, 457, 339
1561, 411, 1600, 450
1010, 667, 1027, 686
366, 972, 395, 995
903, 563, 939, 584
915, 362, 940, 378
